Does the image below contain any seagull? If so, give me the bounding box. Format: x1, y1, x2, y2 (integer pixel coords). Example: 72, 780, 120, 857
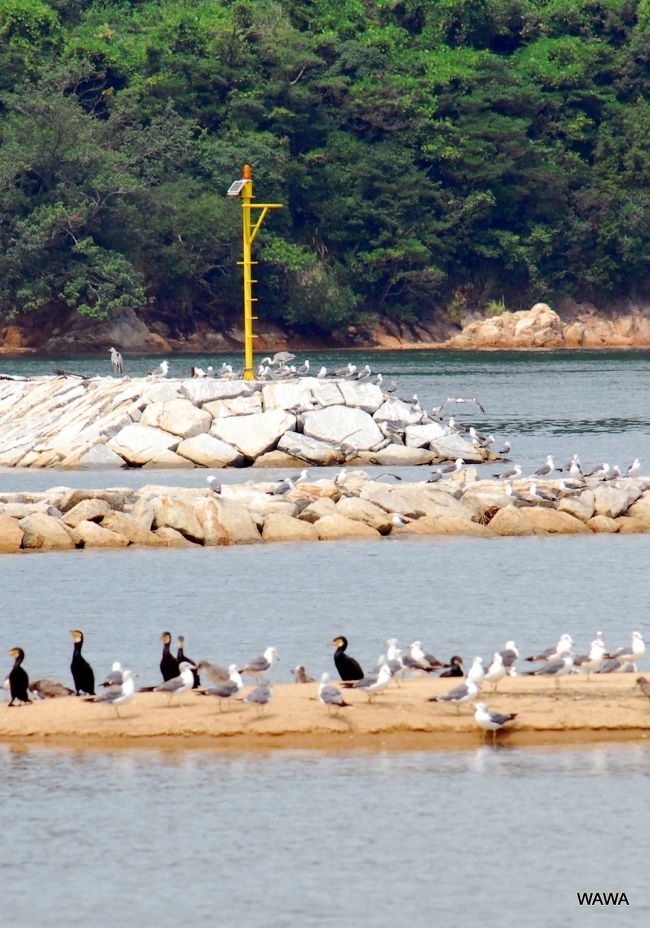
584, 462, 609, 479
334, 468, 348, 487
466, 656, 485, 688
356, 364, 372, 380
244, 682, 273, 715
239, 646, 279, 682
100, 662, 124, 688
528, 482, 557, 503
495, 464, 522, 479
195, 660, 230, 684
385, 381, 397, 393
318, 673, 350, 712
206, 476, 222, 495
439, 396, 486, 415
344, 663, 392, 702
559, 454, 580, 472
606, 631, 645, 664
426, 470, 444, 484
483, 653, 506, 690
410, 642, 445, 671
526, 655, 574, 687
569, 459, 583, 478
558, 479, 585, 494
295, 360, 310, 376
316, 366, 328, 378
532, 455, 555, 478
505, 482, 527, 502
439, 458, 464, 475
626, 458, 641, 478
525, 634, 574, 663
94, 670, 137, 717
269, 352, 296, 367
373, 373, 383, 386
474, 703, 517, 742
150, 359, 169, 378
28, 679, 75, 699
154, 662, 194, 704
499, 641, 519, 676
201, 665, 243, 709
292, 665, 315, 684
267, 476, 296, 496
574, 640, 607, 678
430, 677, 479, 712
109, 347, 123, 375
498, 441, 512, 456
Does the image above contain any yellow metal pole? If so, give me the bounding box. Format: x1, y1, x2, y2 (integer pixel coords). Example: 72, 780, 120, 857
241, 164, 256, 380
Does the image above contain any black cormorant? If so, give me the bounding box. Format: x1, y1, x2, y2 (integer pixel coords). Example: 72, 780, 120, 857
439, 656, 464, 678
7, 648, 31, 706
177, 635, 200, 688
70, 630, 95, 695
160, 631, 180, 682
331, 636, 364, 681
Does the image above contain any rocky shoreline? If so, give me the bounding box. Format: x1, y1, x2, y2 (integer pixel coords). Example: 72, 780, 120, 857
4, 302, 650, 356
2, 465, 650, 554
0, 374, 485, 470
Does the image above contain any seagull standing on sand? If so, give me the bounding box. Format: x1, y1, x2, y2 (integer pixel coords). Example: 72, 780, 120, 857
318, 673, 350, 712
499, 641, 519, 676
525, 634, 574, 663
154, 662, 194, 705
483, 653, 506, 690
239, 646, 279, 682
526, 655, 574, 688
109, 347, 123, 375
201, 665, 243, 709
430, 677, 479, 712
292, 665, 315, 684
474, 703, 517, 743
244, 682, 273, 715
466, 656, 485, 688
574, 640, 607, 678
345, 663, 392, 702
607, 631, 645, 665
94, 670, 136, 718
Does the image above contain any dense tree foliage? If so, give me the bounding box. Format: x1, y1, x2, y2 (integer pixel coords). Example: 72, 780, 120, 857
0, 0, 648, 333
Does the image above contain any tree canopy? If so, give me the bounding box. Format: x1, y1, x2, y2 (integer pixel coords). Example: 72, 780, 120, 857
0, 0, 648, 332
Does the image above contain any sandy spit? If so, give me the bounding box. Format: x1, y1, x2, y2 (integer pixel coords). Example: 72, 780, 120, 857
1, 675, 649, 753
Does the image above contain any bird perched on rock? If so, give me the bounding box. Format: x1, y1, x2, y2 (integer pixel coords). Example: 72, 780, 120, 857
150, 359, 169, 378
532, 455, 555, 478
6, 648, 31, 706
70, 630, 95, 696
473, 703, 517, 743
109, 347, 123, 375
206, 476, 222, 495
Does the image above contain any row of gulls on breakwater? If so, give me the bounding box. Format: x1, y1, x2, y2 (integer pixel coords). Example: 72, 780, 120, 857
493, 452, 643, 489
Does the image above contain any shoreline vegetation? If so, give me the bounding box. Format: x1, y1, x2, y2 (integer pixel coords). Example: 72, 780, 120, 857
1, 677, 649, 751
0, 3, 649, 350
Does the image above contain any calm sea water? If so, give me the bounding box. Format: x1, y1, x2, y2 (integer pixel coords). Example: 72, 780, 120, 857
3, 350, 650, 925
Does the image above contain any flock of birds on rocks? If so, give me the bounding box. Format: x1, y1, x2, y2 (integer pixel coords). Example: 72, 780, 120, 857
3, 628, 649, 742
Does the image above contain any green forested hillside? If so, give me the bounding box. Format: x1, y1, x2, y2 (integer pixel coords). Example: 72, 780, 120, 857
0, 0, 648, 334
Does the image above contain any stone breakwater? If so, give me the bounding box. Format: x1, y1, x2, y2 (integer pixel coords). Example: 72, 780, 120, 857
2, 469, 650, 554
0, 375, 484, 470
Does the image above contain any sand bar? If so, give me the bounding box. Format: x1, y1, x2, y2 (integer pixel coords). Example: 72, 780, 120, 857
1, 675, 649, 752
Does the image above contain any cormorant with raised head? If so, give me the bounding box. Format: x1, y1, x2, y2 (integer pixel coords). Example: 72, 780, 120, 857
7, 648, 31, 706
70, 630, 95, 695
330, 636, 364, 681
177, 635, 200, 688
160, 631, 180, 682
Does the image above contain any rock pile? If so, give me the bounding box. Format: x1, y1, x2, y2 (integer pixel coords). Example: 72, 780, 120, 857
0, 375, 483, 469
2, 470, 650, 555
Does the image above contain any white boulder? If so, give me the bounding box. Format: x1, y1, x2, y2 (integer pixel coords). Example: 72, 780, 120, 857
210, 409, 296, 458
108, 425, 180, 465
302, 405, 383, 451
